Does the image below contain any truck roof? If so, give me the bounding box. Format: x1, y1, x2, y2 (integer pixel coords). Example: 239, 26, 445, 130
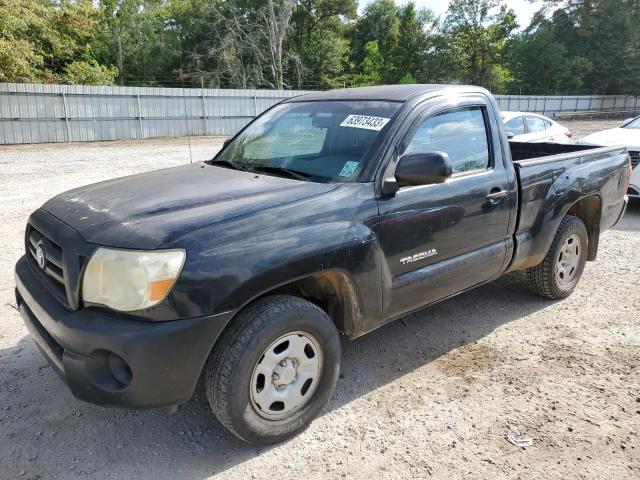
287, 84, 472, 103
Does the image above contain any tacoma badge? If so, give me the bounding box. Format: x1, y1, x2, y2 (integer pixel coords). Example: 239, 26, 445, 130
400, 249, 437, 265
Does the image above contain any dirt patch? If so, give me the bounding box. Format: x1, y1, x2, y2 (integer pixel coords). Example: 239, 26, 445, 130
0, 133, 638, 479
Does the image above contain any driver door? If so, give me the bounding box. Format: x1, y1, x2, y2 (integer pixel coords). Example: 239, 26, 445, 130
376, 97, 513, 320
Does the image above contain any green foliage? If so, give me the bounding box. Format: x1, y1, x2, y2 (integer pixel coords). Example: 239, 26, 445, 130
505, 27, 592, 94
350, 0, 399, 83
353, 40, 384, 86
393, 3, 428, 82
0, 0, 638, 93
0, 0, 102, 83
507, 0, 639, 94
63, 59, 119, 85
398, 72, 417, 84
443, 0, 517, 92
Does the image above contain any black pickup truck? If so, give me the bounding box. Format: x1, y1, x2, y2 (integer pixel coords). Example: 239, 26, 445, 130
15, 85, 630, 444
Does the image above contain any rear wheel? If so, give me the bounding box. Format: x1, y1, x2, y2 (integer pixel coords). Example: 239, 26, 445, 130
527, 215, 588, 299
205, 295, 341, 444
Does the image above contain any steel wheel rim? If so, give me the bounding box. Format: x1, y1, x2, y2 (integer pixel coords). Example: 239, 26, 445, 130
249, 331, 323, 421
555, 233, 581, 286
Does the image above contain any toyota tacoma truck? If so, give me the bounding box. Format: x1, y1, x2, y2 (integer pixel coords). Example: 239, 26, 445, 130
15, 85, 630, 444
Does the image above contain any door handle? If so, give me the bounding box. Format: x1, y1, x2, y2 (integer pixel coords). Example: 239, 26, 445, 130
486, 189, 508, 200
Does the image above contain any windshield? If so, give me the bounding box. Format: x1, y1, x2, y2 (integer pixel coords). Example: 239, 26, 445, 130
623, 116, 640, 129
213, 100, 401, 182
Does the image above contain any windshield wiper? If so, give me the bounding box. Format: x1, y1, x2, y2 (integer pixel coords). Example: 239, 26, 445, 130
207, 158, 248, 171
250, 165, 312, 182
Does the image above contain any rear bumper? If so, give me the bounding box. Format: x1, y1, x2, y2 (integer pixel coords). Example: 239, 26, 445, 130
15, 255, 233, 409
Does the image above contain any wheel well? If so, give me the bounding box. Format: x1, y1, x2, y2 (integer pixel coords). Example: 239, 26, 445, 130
567, 195, 601, 261
252, 271, 362, 338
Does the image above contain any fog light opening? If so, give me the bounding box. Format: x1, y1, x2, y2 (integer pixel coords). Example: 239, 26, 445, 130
108, 352, 133, 386
87, 349, 133, 392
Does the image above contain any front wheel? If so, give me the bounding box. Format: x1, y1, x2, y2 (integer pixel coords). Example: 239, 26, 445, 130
527, 215, 588, 299
205, 295, 341, 444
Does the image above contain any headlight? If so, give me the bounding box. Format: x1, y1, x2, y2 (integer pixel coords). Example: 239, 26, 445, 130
82, 248, 186, 312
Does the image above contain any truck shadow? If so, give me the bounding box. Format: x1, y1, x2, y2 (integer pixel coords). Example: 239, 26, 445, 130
0, 271, 557, 479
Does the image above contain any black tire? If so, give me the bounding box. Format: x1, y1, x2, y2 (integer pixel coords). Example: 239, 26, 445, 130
527, 215, 588, 299
205, 295, 341, 444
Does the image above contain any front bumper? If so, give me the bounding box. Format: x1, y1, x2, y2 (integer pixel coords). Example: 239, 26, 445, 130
15, 255, 234, 409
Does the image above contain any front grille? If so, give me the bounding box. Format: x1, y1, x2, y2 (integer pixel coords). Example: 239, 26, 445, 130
630, 151, 639, 169
26, 225, 69, 307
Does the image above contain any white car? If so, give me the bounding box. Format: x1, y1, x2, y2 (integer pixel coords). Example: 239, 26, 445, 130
578, 115, 640, 198
502, 111, 573, 144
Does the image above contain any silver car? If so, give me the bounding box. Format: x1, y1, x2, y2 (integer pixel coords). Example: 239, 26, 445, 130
503, 111, 573, 144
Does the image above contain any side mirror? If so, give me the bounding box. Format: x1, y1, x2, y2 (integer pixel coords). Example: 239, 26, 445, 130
621, 118, 634, 127
506, 131, 515, 139
382, 151, 452, 194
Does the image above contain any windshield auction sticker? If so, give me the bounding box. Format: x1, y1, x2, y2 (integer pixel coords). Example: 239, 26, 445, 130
339, 114, 390, 131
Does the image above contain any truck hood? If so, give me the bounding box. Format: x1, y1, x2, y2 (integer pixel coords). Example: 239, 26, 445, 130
581, 128, 640, 150
42, 163, 337, 249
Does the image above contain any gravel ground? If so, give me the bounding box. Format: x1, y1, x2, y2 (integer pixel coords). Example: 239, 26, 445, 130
0, 122, 638, 480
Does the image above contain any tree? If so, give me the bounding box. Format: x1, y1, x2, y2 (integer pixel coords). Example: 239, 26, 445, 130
525, 0, 640, 94
350, 0, 399, 83
353, 40, 384, 86
392, 2, 440, 83
0, 0, 110, 84
290, 0, 357, 88
394, 2, 425, 82
505, 27, 592, 94
63, 58, 119, 85
92, 1, 175, 86
443, 0, 517, 92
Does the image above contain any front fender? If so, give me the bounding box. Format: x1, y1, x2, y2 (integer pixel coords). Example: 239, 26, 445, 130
161, 184, 383, 334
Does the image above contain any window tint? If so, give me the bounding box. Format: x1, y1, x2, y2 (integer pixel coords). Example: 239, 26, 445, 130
505, 116, 525, 135
244, 112, 327, 159
405, 107, 490, 174
525, 116, 547, 133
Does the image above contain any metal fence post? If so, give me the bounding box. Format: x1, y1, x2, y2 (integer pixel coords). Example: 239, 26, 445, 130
202, 89, 208, 134
61, 92, 71, 143
136, 94, 144, 139
253, 93, 258, 117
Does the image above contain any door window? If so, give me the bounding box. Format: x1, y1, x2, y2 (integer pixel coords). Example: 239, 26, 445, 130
525, 116, 548, 133
505, 116, 525, 135
405, 107, 490, 174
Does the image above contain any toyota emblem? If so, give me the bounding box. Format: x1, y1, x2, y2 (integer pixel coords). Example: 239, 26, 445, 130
35, 244, 46, 269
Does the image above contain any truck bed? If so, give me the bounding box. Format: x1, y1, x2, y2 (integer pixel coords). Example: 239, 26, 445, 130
507, 141, 629, 272
509, 141, 602, 162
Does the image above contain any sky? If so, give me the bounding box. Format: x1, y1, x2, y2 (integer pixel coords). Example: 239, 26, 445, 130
360, 1, 544, 29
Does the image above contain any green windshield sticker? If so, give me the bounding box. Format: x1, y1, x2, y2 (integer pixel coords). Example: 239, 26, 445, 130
339, 161, 359, 177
